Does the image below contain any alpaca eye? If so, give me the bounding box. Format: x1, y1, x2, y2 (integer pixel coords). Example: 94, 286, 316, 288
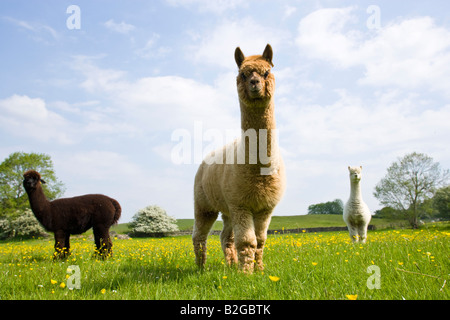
240, 72, 247, 81
263, 71, 270, 79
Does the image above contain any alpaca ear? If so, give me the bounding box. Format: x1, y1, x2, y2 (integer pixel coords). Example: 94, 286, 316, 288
348, 166, 351, 171
360, 166, 363, 170
262, 44, 274, 67
235, 47, 245, 68
40, 179, 46, 184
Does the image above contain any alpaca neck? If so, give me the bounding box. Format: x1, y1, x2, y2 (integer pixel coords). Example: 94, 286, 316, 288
350, 181, 363, 203
240, 99, 276, 131
26, 185, 51, 227
239, 99, 279, 174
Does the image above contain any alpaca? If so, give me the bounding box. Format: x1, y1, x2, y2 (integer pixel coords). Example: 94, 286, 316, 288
193, 44, 286, 273
343, 166, 371, 243
23, 170, 121, 258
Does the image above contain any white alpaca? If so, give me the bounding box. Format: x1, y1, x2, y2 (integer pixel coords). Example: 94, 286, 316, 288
343, 166, 371, 243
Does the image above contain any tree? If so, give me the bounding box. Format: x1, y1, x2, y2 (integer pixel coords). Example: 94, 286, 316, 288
373, 152, 449, 228
0, 152, 65, 218
308, 199, 344, 215
129, 205, 179, 237
373, 206, 401, 219
433, 186, 450, 219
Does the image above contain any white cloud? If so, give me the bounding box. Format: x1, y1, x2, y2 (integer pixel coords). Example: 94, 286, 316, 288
296, 8, 450, 92
103, 19, 136, 34
71, 56, 238, 133
59, 150, 141, 182
165, 0, 246, 14
3, 16, 59, 42
0, 94, 72, 144
280, 89, 450, 159
296, 7, 358, 68
135, 33, 171, 59
71, 55, 128, 93
283, 5, 297, 19
189, 17, 286, 69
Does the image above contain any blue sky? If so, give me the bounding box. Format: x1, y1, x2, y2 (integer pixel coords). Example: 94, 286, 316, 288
1, 0, 449, 222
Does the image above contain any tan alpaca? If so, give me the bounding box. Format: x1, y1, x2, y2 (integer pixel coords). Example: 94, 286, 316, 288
193, 44, 285, 273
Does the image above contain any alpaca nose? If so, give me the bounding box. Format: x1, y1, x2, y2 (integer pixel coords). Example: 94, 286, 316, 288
250, 78, 260, 85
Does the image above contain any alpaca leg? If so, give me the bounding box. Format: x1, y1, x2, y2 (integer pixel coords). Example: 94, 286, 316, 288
54, 230, 69, 259
232, 210, 257, 273
100, 232, 113, 257
253, 213, 272, 271
347, 225, 359, 243
358, 225, 368, 243
64, 233, 71, 257
192, 208, 219, 267
93, 226, 112, 257
220, 214, 237, 266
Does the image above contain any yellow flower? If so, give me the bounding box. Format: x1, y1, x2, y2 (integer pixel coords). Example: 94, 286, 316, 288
346, 294, 358, 300
101, 288, 106, 294
269, 276, 280, 282
50, 279, 57, 285
398, 262, 404, 266
222, 276, 227, 279
60, 282, 66, 288
312, 262, 318, 266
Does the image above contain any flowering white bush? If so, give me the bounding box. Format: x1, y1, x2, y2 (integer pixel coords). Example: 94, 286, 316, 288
0, 217, 13, 240
0, 209, 47, 239
129, 205, 179, 237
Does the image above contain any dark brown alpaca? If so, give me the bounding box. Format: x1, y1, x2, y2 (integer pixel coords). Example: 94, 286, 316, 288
23, 170, 121, 258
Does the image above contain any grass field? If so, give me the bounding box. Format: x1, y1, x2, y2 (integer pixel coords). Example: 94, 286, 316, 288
0, 221, 448, 300
125, 214, 410, 233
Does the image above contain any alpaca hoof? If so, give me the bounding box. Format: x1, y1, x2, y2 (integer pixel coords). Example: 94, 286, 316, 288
239, 259, 255, 274
240, 264, 254, 274
255, 262, 264, 272
53, 250, 70, 260
224, 247, 238, 266
94, 249, 113, 260
195, 255, 206, 268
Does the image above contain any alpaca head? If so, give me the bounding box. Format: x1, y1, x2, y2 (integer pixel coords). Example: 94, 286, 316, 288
23, 170, 46, 190
235, 44, 275, 107
348, 166, 362, 183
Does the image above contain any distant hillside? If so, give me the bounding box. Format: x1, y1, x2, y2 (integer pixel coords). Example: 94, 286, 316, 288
112, 214, 408, 234
177, 215, 407, 231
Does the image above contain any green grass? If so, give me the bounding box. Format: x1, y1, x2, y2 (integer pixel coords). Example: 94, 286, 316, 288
1, 222, 448, 300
